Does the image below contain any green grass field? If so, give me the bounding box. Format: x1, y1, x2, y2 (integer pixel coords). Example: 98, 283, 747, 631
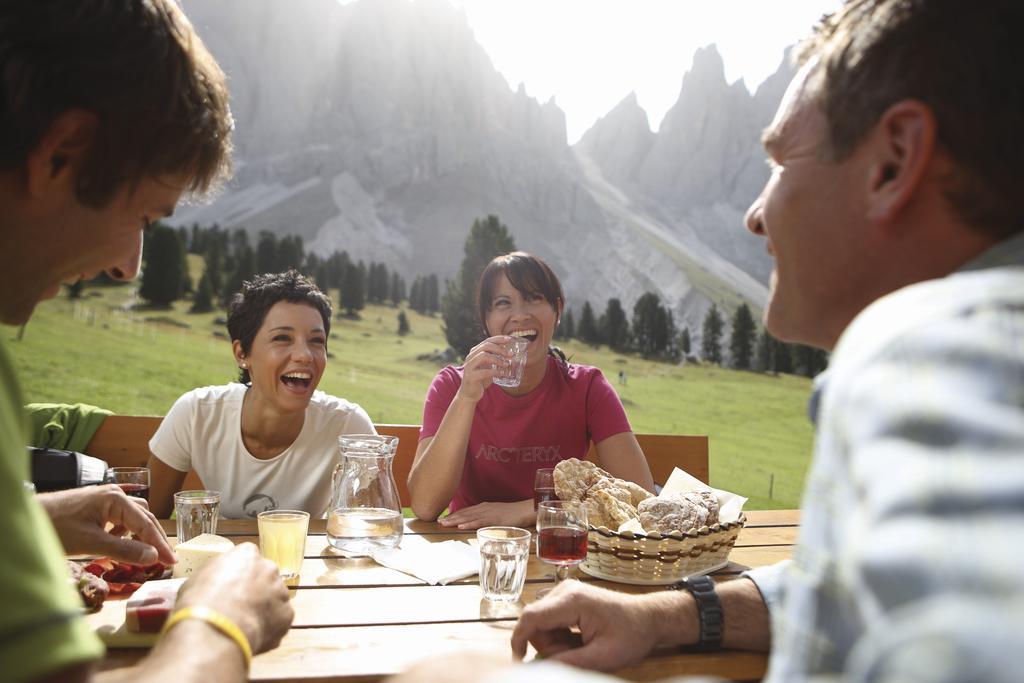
5, 273, 816, 509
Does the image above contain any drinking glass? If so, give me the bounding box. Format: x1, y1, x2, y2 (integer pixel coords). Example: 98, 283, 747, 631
174, 490, 221, 542
105, 466, 150, 501
533, 468, 556, 510
258, 510, 310, 580
477, 527, 531, 602
492, 337, 529, 388
536, 500, 588, 597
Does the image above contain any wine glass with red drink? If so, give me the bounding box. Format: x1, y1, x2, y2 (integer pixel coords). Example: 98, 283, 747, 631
536, 500, 588, 598
105, 466, 150, 501
533, 468, 556, 510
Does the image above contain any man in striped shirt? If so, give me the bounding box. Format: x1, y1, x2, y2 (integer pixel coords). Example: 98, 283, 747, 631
465, 1, 1024, 682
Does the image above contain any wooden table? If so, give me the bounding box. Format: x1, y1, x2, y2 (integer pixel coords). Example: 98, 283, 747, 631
90, 510, 799, 682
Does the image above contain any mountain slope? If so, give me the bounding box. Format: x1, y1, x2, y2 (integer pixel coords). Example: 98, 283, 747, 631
175, 0, 790, 342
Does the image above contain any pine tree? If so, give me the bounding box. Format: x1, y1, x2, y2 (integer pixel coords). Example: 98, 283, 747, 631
397, 310, 410, 336
426, 274, 440, 313
774, 337, 794, 374
680, 327, 691, 356
326, 251, 350, 291
390, 273, 405, 306
226, 229, 249, 274
562, 308, 576, 340
255, 231, 279, 274
792, 344, 829, 378
139, 223, 187, 307
632, 292, 669, 358
191, 268, 215, 313
204, 236, 225, 295
729, 303, 757, 369
189, 223, 203, 254
577, 302, 600, 345
341, 261, 365, 315
664, 309, 680, 361
409, 277, 423, 313
600, 298, 630, 352
701, 304, 724, 365
278, 235, 304, 272
442, 216, 516, 356
222, 244, 256, 304
755, 329, 775, 373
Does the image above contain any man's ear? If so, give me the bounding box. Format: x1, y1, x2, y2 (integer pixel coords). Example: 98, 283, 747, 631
864, 99, 937, 225
25, 109, 97, 198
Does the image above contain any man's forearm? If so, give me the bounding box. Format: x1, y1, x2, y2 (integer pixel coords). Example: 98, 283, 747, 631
720, 577, 771, 650
648, 577, 771, 652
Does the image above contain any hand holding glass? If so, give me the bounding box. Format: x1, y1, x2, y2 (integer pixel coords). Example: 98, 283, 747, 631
492, 337, 529, 388
536, 500, 588, 594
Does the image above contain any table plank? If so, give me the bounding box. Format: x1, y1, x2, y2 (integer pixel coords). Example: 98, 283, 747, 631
97, 621, 768, 683
157, 509, 800, 537
161, 523, 796, 558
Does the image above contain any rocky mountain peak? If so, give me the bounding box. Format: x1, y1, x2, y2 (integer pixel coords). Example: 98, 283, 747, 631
575, 91, 654, 186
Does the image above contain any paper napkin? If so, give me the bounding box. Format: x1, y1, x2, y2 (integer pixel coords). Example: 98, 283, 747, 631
369, 539, 479, 585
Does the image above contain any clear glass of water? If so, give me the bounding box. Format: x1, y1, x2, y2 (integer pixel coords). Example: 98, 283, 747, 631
492, 337, 529, 388
477, 526, 530, 602
174, 490, 221, 542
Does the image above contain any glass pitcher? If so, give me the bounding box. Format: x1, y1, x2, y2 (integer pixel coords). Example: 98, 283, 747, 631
326, 434, 403, 555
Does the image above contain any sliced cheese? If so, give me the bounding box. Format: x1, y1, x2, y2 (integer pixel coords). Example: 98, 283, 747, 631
172, 533, 235, 578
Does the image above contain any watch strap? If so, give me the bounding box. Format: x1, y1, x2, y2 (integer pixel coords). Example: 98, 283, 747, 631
673, 574, 723, 650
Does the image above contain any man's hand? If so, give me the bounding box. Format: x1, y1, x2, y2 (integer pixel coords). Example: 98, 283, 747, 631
511, 581, 696, 672
174, 543, 294, 654
439, 499, 534, 529
37, 484, 175, 565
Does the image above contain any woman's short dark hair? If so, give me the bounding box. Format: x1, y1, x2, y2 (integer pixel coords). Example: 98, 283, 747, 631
227, 270, 332, 384
0, 0, 233, 206
476, 252, 564, 336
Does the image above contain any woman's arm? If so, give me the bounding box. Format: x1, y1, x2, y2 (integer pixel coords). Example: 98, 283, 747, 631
593, 432, 656, 492
407, 398, 476, 521
407, 338, 512, 520
147, 454, 188, 518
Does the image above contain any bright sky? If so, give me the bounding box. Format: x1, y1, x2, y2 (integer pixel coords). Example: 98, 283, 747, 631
449, 0, 843, 144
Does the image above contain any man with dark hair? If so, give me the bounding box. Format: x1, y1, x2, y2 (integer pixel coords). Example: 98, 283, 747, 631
0, 2, 292, 682
395, 1, 1024, 681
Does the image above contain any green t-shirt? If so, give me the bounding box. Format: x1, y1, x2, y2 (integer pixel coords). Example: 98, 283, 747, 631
0, 339, 104, 681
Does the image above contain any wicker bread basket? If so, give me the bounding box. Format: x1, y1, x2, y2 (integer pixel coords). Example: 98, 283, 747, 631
579, 514, 746, 585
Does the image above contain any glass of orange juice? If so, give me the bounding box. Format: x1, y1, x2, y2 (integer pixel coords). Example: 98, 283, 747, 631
257, 510, 309, 580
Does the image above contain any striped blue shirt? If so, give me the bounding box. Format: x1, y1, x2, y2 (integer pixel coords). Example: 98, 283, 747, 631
747, 232, 1024, 682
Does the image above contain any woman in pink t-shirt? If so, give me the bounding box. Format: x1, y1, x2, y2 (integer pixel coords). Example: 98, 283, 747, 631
409, 252, 655, 529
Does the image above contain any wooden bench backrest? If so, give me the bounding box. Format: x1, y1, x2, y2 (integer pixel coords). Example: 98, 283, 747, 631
85, 416, 709, 506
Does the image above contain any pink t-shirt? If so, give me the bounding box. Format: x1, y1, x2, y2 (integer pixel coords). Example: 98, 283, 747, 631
420, 355, 632, 512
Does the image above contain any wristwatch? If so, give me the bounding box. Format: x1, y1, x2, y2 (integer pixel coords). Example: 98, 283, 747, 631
672, 575, 723, 650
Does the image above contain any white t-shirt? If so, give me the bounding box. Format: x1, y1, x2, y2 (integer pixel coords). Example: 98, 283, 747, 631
150, 383, 376, 518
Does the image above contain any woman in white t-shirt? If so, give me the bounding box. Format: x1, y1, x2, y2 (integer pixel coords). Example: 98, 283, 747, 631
147, 270, 375, 518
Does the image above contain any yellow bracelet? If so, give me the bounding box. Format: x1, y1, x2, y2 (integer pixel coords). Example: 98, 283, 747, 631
161, 605, 253, 667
